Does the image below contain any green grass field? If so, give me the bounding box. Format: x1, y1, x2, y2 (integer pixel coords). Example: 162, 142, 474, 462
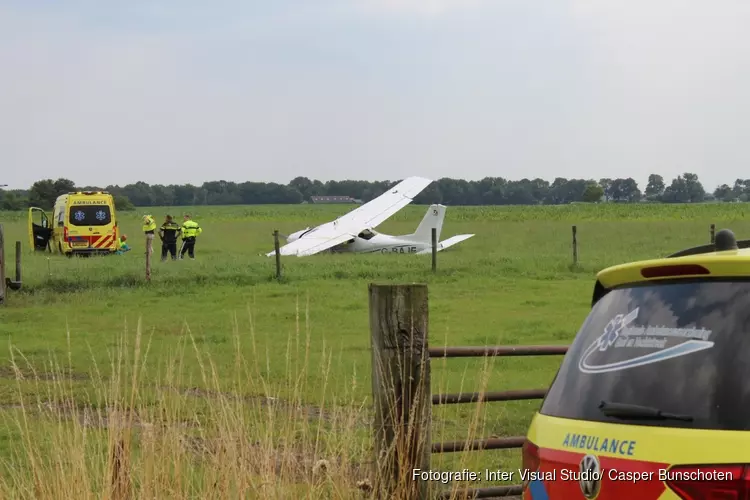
0, 202, 747, 499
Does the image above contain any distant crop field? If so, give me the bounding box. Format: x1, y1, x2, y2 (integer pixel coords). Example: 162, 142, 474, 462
0, 202, 746, 498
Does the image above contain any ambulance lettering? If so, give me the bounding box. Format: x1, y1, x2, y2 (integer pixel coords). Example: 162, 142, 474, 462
578, 307, 715, 374
562, 433, 635, 456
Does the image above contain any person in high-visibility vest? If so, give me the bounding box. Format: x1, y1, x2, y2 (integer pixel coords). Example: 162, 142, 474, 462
142, 214, 156, 259
115, 234, 130, 254
179, 214, 202, 259
142, 215, 156, 234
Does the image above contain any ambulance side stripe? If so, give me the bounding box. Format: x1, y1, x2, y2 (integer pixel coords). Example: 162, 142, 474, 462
529, 446, 670, 499
527, 412, 750, 463
527, 479, 549, 499
96, 235, 113, 248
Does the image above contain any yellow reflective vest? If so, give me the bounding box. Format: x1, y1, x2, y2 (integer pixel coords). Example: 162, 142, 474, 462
142, 215, 156, 233
181, 220, 202, 238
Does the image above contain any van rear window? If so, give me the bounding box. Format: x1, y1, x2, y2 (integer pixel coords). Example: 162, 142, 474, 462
69, 205, 111, 226
540, 279, 750, 430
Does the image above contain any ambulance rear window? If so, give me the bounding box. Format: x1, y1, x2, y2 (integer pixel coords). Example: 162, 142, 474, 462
69, 205, 111, 226
541, 279, 750, 430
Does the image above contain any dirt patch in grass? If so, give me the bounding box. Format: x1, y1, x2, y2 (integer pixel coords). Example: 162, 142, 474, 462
0, 365, 90, 381
163, 385, 370, 427
175, 433, 374, 483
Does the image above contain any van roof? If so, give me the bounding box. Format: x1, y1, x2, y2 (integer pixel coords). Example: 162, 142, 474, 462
597, 246, 750, 289
67, 191, 111, 195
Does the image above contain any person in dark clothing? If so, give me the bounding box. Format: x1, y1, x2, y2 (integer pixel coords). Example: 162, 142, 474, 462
159, 215, 181, 261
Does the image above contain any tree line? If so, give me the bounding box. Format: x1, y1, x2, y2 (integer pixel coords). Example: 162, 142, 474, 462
0, 172, 747, 211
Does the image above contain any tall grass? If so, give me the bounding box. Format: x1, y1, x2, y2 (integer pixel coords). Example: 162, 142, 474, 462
0, 298, 376, 499
10, 202, 719, 498
0, 298, 513, 499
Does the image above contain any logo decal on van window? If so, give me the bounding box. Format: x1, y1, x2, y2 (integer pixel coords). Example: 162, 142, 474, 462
578, 307, 714, 374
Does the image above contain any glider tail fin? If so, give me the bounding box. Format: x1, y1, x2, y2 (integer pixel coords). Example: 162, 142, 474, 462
411, 204, 445, 243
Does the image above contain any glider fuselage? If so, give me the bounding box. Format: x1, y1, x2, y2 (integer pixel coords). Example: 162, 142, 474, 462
329, 230, 426, 254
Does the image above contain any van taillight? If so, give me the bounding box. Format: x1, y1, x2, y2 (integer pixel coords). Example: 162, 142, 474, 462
63, 226, 68, 242
665, 464, 750, 499
640, 264, 710, 278
521, 439, 540, 489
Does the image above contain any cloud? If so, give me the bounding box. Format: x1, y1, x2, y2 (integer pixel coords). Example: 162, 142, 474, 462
3, 0, 750, 191
558, 0, 750, 187
355, 0, 486, 17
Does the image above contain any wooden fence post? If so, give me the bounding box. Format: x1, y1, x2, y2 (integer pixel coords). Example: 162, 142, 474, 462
431, 227, 437, 272
273, 230, 281, 280
4, 241, 22, 291
572, 225, 578, 266
710, 224, 716, 244
145, 234, 153, 281
369, 283, 431, 500
15, 241, 21, 285
0, 224, 5, 305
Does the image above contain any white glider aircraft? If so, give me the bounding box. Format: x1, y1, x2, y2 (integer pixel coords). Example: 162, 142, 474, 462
266, 176, 474, 257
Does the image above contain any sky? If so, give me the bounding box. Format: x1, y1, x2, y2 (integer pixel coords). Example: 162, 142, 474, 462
2, 0, 750, 191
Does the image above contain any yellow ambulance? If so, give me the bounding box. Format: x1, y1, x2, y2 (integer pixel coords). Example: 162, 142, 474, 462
522, 228, 750, 499
29, 191, 119, 256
